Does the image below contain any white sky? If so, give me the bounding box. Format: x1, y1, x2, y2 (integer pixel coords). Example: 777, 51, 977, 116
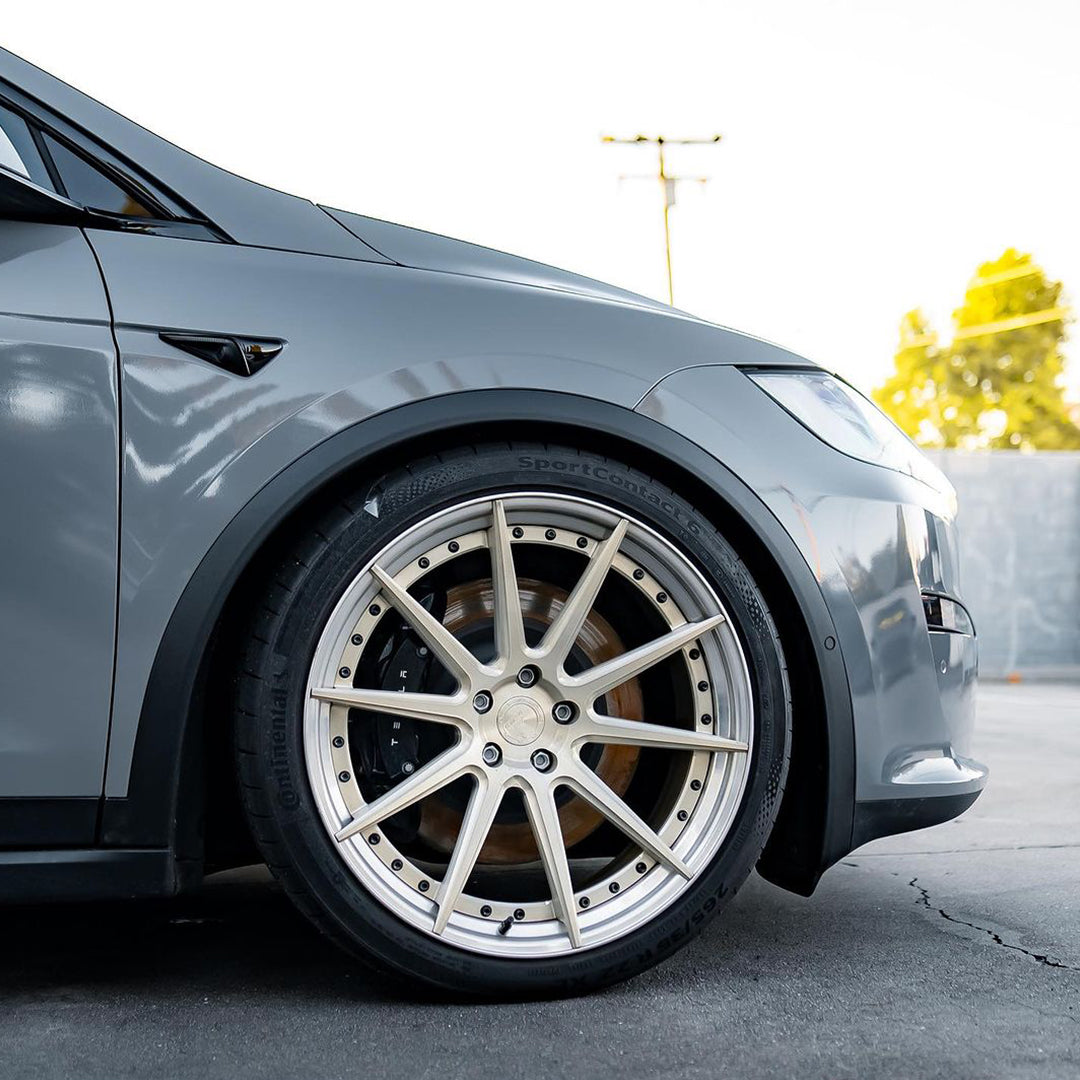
6, 0, 1078, 396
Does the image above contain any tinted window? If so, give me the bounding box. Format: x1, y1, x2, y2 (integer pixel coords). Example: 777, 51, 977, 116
42, 133, 151, 217
0, 103, 54, 189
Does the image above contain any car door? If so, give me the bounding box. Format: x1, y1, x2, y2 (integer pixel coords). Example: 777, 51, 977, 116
0, 101, 118, 842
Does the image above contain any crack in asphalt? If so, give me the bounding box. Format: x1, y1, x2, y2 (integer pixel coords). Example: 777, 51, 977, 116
909, 877, 1079, 972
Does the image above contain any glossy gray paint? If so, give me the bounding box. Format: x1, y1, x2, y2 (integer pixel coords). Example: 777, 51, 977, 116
87, 229, 813, 796
637, 366, 984, 804
0, 222, 117, 795
0, 45, 984, 852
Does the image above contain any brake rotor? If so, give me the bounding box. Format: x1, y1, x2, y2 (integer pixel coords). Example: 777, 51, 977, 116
417, 576, 642, 863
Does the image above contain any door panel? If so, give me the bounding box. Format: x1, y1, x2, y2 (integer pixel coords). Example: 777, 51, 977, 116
0, 221, 118, 797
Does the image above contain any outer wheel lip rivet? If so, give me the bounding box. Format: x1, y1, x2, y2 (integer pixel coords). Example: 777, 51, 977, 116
480, 904, 493, 918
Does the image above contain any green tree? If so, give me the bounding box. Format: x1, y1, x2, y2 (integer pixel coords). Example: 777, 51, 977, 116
874, 249, 1079, 449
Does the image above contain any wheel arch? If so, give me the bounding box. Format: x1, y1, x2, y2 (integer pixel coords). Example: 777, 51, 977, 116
100, 389, 854, 896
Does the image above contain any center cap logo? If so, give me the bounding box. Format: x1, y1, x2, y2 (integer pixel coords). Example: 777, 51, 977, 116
495, 696, 545, 746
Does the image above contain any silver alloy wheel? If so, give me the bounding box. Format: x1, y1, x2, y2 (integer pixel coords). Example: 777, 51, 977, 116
304, 493, 753, 957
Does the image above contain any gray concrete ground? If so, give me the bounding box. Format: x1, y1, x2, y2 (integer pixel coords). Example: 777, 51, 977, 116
1, 683, 1077, 1080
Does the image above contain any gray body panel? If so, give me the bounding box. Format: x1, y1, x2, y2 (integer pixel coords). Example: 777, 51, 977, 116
87, 230, 812, 795
638, 366, 983, 804
0, 222, 117, 795
0, 44, 984, 876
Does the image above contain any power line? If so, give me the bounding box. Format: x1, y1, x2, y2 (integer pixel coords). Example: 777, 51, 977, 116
601, 134, 721, 305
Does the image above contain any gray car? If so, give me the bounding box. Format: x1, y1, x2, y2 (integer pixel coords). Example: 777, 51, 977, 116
0, 47, 985, 996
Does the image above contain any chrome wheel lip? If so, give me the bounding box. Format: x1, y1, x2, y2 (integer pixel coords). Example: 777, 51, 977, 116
304, 492, 754, 958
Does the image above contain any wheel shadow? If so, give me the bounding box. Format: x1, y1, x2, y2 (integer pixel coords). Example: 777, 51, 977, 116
0, 862, 901, 1003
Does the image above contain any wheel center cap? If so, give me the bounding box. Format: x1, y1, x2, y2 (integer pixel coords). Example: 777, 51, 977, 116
495, 696, 545, 746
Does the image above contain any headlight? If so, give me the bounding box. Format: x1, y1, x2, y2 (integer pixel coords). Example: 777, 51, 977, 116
745, 368, 948, 492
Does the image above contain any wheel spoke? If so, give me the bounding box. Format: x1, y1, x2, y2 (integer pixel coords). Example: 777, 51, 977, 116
565, 766, 691, 879
578, 714, 748, 755
310, 686, 471, 731
433, 776, 505, 934
371, 564, 480, 685
536, 518, 628, 665
490, 500, 526, 667
335, 747, 472, 842
521, 780, 582, 948
563, 614, 726, 700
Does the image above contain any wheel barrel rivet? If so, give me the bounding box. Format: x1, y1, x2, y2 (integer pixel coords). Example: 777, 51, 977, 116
418, 880, 429, 892
418, 556, 430, 569
579, 896, 590, 909
480, 904, 493, 917
369, 604, 381, 616
351, 633, 363, 646
545, 529, 557, 540
338, 771, 351, 783
448, 541, 460, 553
332, 736, 345, 749
576, 536, 588, 549
512, 526, 524, 539
339, 666, 351, 679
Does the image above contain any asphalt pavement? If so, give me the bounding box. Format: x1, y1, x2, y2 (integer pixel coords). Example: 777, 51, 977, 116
1, 683, 1077, 1079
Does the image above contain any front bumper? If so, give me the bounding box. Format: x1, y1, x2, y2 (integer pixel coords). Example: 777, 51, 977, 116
637, 364, 988, 845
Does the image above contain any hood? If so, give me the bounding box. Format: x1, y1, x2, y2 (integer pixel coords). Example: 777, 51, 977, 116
321, 207, 673, 312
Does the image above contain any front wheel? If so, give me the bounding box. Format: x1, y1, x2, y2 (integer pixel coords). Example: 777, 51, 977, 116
234, 443, 790, 996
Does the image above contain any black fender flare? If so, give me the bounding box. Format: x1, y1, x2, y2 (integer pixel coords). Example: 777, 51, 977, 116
101, 389, 854, 892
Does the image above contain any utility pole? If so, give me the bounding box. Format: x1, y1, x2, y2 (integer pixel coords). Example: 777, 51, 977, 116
601, 134, 721, 305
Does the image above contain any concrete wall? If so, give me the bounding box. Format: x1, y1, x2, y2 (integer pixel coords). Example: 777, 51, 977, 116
928, 450, 1080, 679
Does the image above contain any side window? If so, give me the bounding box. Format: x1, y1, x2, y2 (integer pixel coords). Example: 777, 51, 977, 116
41, 133, 152, 218
0, 103, 54, 189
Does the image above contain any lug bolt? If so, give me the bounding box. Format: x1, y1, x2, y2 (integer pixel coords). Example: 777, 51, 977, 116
482, 743, 502, 766
516, 666, 539, 688
552, 701, 577, 724
473, 691, 493, 713
531, 749, 554, 772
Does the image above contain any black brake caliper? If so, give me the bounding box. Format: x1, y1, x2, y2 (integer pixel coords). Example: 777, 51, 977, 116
354, 590, 446, 842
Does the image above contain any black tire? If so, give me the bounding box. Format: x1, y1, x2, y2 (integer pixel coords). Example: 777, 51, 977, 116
233, 442, 791, 997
